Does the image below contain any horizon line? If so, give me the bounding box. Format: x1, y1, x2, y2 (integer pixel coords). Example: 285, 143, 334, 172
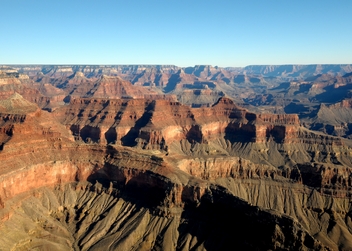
1, 63, 352, 68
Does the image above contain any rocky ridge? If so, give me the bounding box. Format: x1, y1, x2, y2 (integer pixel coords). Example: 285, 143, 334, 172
2, 68, 352, 250
54, 96, 352, 194
5, 64, 352, 110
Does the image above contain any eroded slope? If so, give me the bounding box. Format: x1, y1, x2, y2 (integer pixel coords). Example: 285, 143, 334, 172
2, 94, 352, 250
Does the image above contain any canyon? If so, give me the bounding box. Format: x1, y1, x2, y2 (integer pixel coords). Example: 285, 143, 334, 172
1, 65, 352, 250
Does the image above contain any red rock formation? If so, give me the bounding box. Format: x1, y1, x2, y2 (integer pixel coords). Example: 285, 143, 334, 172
0, 71, 55, 109
329, 99, 352, 109
75, 75, 158, 99
1, 92, 352, 250
55, 96, 345, 155
178, 157, 278, 180
142, 94, 177, 101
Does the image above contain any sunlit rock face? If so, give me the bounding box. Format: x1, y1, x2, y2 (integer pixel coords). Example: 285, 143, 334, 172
2, 91, 352, 250
56, 96, 305, 148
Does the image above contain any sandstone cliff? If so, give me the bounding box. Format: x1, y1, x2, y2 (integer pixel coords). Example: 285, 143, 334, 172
2, 92, 352, 250
54, 96, 352, 193
0, 70, 63, 110
56, 96, 343, 153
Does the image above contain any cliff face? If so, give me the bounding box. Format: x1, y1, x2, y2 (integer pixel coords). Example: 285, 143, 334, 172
53, 96, 352, 193
0, 123, 335, 251
0, 72, 48, 105
80, 75, 159, 99
56, 96, 343, 152
307, 99, 352, 138
0, 142, 349, 251
2, 93, 352, 250
0, 71, 63, 111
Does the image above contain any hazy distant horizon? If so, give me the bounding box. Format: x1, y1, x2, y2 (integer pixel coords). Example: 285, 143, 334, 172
2, 63, 352, 69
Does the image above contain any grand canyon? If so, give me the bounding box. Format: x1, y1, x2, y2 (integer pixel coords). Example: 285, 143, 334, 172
2, 64, 352, 250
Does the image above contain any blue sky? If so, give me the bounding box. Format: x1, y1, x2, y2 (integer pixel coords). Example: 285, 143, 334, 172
1, 0, 351, 67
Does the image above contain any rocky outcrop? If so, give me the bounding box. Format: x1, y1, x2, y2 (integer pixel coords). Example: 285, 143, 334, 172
175, 89, 224, 107
0, 138, 347, 251
306, 99, 352, 138
56, 96, 343, 150
0, 70, 57, 110
83, 75, 159, 99
3, 87, 352, 250
178, 157, 278, 180
55, 98, 151, 144
0, 114, 337, 250
51, 96, 352, 204
0, 92, 38, 114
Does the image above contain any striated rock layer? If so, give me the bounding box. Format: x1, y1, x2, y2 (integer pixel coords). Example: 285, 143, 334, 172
2, 94, 352, 250
53, 95, 352, 197
56, 96, 302, 145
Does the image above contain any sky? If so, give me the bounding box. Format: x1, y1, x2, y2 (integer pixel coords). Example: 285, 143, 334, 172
1, 0, 351, 67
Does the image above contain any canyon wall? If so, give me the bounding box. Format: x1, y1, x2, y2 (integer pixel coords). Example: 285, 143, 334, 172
2, 91, 352, 250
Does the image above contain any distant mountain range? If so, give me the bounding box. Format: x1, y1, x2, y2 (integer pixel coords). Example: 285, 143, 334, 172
5, 64, 352, 79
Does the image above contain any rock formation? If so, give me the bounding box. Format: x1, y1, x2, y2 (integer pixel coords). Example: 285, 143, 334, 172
83, 75, 159, 99
243, 64, 352, 78
6, 64, 352, 111
56, 96, 343, 151
2, 66, 352, 250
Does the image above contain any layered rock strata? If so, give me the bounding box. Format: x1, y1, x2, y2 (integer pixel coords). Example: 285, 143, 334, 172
2, 94, 352, 250
56, 96, 343, 151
